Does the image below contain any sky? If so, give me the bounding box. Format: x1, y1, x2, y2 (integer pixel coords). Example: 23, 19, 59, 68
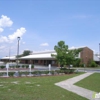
0, 0, 100, 58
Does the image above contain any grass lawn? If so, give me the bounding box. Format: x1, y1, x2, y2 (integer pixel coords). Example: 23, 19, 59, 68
75, 73, 100, 92
0, 73, 87, 100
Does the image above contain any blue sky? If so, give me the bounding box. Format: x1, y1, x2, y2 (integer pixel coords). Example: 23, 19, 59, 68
0, 0, 100, 57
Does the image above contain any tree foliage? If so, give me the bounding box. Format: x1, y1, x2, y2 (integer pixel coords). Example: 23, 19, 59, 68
73, 58, 81, 67
51, 41, 82, 67
16, 50, 32, 58
89, 60, 97, 67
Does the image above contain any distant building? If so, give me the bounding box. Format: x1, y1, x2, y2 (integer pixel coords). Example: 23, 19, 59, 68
0, 56, 16, 63
19, 46, 93, 66
0, 46, 95, 67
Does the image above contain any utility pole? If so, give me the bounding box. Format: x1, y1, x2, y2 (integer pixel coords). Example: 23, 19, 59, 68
17, 37, 20, 67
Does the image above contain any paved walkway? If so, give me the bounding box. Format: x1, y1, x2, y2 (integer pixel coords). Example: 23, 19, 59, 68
55, 72, 99, 100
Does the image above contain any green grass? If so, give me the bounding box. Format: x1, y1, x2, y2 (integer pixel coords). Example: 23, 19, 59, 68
75, 73, 100, 92
0, 73, 87, 100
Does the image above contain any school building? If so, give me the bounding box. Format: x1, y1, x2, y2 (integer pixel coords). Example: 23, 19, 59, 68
1, 46, 95, 67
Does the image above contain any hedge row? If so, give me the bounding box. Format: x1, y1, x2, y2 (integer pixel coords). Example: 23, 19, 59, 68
0, 65, 34, 69
0, 69, 76, 77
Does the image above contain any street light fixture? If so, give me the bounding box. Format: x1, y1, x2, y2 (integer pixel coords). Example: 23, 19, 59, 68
17, 37, 20, 67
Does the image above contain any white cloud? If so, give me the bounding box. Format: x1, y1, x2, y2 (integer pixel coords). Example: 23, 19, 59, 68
0, 15, 13, 27
0, 46, 5, 50
69, 46, 75, 49
22, 42, 25, 44
40, 43, 49, 46
0, 27, 26, 43
0, 28, 3, 33
0, 36, 8, 43
0, 15, 26, 57
8, 27, 26, 41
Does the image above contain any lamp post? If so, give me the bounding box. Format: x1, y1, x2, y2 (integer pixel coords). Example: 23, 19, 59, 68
9, 47, 10, 63
84, 56, 87, 72
17, 37, 20, 67
86, 56, 87, 67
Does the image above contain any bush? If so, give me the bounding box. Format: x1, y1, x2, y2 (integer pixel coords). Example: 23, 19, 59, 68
60, 68, 75, 74
32, 71, 41, 75
22, 65, 25, 68
80, 63, 84, 67
50, 71, 54, 75
70, 69, 75, 73
0, 72, 4, 76
19, 71, 29, 76
60, 67, 67, 70
0, 66, 5, 69
44, 71, 49, 74
17, 65, 20, 68
60, 70, 65, 73
89, 60, 97, 67
73, 58, 81, 67
55, 70, 60, 74
26, 65, 29, 69
9, 72, 15, 76
31, 65, 34, 68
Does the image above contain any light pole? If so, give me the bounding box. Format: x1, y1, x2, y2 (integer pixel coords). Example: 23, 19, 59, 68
9, 47, 10, 63
17, 37, 20, 67
86, 56, 87, 67
84, 56, 87, 72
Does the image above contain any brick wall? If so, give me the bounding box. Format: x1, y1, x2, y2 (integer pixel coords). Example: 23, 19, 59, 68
80, 47, 93, 66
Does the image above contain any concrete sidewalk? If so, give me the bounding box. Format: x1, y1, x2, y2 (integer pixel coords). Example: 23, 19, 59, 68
55, 72, 99, 100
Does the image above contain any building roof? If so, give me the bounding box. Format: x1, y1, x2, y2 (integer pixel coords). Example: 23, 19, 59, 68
1, 56, 16, 60
19, 52, 56, 60
1, 46, 89, 60
19, 47, 85, 60
69, 46, 86, 50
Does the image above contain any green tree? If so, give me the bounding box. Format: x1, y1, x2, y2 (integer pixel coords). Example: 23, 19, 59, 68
73, 58, 81, 67
89, 60, 97, 67
16, 50, 32, 58
23, 50, 32, 56
51, 41, 82, 67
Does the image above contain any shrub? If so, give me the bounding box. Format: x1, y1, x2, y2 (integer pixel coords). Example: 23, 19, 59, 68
89, 60, 97, 67
44, 71, 49, 74
60, 68, 75, 74
9, 72, 15, 76
31, 65, 34, 68
55, 70, 60, 74
60, 70, 65, 73
0, 72, 4, 76
70, 69, 75, 73
32, 71, 41, 75
26, 65, 29, 69
0, 66, 5, 69
73, 58, 81, 67
20, 71, 29, 76
22, 65, 25, 68
50, 71, 54, 75
80, 63, 84, 67
60, 67, 67, 70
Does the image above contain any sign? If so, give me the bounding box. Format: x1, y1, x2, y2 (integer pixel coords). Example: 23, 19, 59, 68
6, 63, 9, 77
29, 64, 32, 76
48, 64, 51, 71
6, 63, 9, 68
29, 64, 31, 69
